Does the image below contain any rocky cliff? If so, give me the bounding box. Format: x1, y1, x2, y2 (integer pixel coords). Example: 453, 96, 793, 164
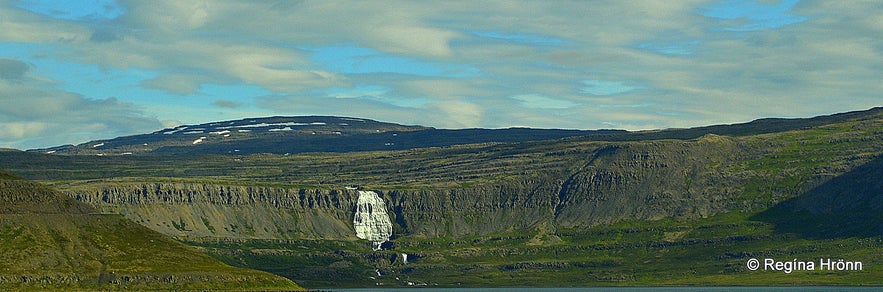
6, 108, 881, 287
66, 183, 359, 239
56, 129, 879, 244
11, 107, 883, 247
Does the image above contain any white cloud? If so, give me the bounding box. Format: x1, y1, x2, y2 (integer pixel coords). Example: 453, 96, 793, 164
472, 31, 569, 46
0, 6, 88, 43
212, 99, 242, 108
0, 73, 162, 149
323, 85, 434, 108
368, 25, 459, 57
511, 94, 578, 109
580, 80, 639, 96
0, 122, 49, 141
1, 0, 882, 149
0, 58, 29, 79
140, 73, 208, 95
425, 100, 484, 128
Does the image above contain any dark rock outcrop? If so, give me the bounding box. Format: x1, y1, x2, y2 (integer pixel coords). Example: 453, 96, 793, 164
15, 107, 883, 243
56, 134, 844, 241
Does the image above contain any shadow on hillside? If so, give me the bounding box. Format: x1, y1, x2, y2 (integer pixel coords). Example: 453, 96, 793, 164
751, 155, 883, 239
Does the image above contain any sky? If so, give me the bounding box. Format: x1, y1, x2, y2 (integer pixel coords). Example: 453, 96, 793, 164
0, 0, 881, 150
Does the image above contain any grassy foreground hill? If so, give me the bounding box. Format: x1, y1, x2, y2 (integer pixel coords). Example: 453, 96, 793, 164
0, 170, 302, 290
0, 107, 881, 288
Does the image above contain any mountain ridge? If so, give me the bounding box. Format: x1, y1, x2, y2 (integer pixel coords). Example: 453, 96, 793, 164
30, 107, 882, 156
33, 115, 616, 156
5, 106, 880, 239
3, 106, 881, 287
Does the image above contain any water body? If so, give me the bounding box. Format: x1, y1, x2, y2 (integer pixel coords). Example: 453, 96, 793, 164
329, 288, 880, 292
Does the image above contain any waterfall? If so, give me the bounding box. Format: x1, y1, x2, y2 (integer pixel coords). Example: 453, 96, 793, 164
353, 190, 393, 250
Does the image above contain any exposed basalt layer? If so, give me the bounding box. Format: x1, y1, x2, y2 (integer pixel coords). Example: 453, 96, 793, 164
66, 184, 359, 239
22, 108, 883, 242
4, 108, 882, 288
54, 136, 798, 241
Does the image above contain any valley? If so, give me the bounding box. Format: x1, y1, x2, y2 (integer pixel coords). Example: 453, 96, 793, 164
0, 107, 881, 288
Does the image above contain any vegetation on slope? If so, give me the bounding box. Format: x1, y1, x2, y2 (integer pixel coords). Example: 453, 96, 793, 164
188, 209, 882, 288
0, 171, 302, 290
0, 107, 881, 288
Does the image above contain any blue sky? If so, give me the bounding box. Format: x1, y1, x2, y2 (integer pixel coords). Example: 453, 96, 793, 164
1, 0, 881, 149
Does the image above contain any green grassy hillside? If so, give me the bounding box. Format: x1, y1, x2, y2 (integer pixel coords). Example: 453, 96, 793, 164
0, 107, 881, 288
0, 170, 302, 290
189, 210, 881, 288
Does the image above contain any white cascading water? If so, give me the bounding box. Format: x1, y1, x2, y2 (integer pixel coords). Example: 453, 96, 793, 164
353, 190, 393, 250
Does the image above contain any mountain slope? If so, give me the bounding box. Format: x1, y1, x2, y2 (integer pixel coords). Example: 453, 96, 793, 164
2, 107, 882, 240
31, 107, 883, 156
2, 106, 882, 287
0, 170, 302, 290
33, 115, 610, 156
606, 106, 883, 140
753, 155, 883, 238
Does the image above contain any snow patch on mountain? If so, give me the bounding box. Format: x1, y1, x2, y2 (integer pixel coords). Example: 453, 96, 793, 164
162, 126, 188, 135
268, 127, 293, 132
218, 122, 313, 129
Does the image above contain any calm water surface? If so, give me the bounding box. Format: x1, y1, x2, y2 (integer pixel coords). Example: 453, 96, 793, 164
328, 287, 879, 292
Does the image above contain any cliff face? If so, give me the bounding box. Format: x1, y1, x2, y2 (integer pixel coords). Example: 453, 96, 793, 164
65, 180, 562, 240
30, 108, 883, 243
6, 109, 882, 288
386, 136, 750, 237
56, 135, 810, 241
553, 138, 744, 227
68, 184, 359, 239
